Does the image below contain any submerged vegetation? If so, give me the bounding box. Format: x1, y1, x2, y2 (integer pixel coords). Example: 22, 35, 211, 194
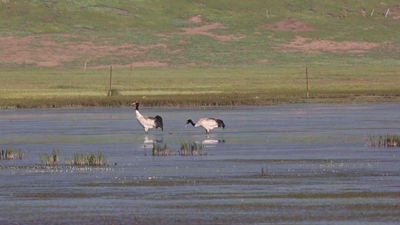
366, 134, 400, 147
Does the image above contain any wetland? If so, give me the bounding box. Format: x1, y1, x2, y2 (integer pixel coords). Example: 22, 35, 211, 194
1, 103, 400, 224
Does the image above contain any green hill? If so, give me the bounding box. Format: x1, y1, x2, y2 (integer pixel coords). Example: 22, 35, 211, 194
1, 0, 399, 69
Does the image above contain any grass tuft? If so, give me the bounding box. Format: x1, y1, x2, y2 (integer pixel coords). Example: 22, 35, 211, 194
152, 143, 175, 156
39, 149, 60, 165
366, 134, 400, 147
180, 142, 206, 156
65, 151, 109, 166
1, 149, 24, 160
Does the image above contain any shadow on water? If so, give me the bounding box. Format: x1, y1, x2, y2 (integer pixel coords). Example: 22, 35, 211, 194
1, 104, 400, 224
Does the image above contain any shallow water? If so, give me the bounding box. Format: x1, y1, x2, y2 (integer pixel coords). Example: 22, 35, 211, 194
1, 104, 400, 224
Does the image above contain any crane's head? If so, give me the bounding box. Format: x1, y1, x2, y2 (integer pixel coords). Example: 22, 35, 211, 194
185, 119, 194, 127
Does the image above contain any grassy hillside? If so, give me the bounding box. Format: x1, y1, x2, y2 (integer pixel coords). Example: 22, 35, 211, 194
1, 0, 400, 107
1, 0, 399, 69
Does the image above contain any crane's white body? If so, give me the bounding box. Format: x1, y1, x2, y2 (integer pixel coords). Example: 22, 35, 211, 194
135, 110, 155, 132
132, 101, 163, 133
186, 118, 225, 134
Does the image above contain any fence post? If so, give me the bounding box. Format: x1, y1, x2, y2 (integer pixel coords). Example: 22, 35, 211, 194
306, 67, 309, 99
385, 8, 390, 18
130, 57, 133, 71
84, 59, 89, 70
108, 65, 113, 96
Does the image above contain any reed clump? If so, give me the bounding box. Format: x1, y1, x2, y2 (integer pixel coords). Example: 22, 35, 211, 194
1, 149, 23, 160
39, 149, 60, 165
152, 143, 175, 156
65, 151, 109, 166
366, 134, 400, 147
179, 142, 206, 156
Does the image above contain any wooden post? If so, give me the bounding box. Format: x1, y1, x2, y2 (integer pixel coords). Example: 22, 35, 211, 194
265, 9, 269, 18
306, 67, 309, 99
108, 65, 113, 96
84, 59, 89, 70
385, 8, 390, 18
130, 57, 133, 71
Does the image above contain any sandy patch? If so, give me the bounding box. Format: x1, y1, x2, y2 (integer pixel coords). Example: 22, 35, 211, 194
180, 22, 244, 41
256, 58, 270, 63
188, 15, 203, 23
276, 36, 381, 54
389, 6, 400, 19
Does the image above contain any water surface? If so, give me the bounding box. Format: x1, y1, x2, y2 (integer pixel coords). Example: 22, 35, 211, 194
1, 104, 400, 224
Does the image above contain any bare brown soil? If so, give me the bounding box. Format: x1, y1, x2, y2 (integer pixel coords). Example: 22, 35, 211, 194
188, 15, 203, 23
180, 22, 244, 41
267, 18, 384, 54
276, 36, 381, 54
0, 34, 168, 68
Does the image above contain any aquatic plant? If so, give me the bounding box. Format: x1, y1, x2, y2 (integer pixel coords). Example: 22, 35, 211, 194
179, 142, 206, 156
1, 149, 23, 160
152, 143, 175, 156
39, 149, 60, 165
65, 151, 109, 166
366, 134, 400, 147
261, 165, 269, 177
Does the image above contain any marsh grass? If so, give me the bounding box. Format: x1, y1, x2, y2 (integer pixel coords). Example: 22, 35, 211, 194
261, 165, 269, 177
367, 134, 400, 147
1, 149, 23, 160
150, 142, 207, 156
39, 149, 60, 165
180, 142, 206, 156
152, 143, 175, 156
65, 151, 109, 166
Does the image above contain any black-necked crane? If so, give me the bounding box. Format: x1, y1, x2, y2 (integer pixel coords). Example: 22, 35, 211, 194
186, 118, 225, 134
132, 101, 163, 133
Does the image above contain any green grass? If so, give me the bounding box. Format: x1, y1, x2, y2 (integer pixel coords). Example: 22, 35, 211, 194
1, 66, 400, 108
1, 1, 400, 107
367, 134, 400, 147
1, 148, 23, 160
65, 151, 109, 166
39, 149, 60, 165
151, 143, 175, 156
180, 142, 206, 156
